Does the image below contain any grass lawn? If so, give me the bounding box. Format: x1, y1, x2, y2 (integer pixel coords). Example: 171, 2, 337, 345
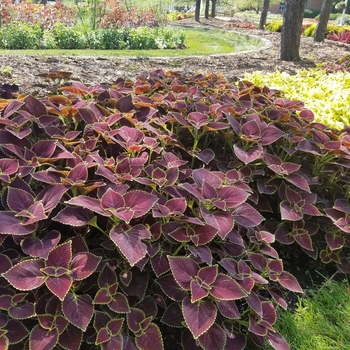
0, 27, 264, 58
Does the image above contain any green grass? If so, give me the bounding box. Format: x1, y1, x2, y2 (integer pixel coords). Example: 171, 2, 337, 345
0, 27, 264, 57
251, 280, 350, 350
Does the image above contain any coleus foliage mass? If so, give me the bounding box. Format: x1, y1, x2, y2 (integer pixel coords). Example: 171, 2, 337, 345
0, 69, 349, 350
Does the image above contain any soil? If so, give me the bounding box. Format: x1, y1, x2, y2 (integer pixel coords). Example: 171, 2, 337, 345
1, 17, 350, 95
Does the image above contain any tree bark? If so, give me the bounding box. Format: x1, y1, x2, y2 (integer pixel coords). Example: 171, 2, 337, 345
211, 0, 217, 18
259, 0, 270, 30
195, 0, 201, 22
314, 0, 333, 42
279, 0, 306, 61
205, 0, 210, 19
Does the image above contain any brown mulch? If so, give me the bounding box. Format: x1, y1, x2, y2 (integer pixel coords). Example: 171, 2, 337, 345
0, 17, 349, 95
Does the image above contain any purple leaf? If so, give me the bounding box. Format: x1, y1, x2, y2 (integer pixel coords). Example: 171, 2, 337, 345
232, 203, 265, 227
266, 331, 290, 350
161, 302, 184, 328
21, 230, 61, 259
66, 196, 107, 216
7, 188, 34, 212
168, 256, 199, 290
191, 149, 215, 165
108, 292, 130, 313
110, 224, 151, 266
187, 112, 208, 129
101, 189, 125, 211
191, 280, 209, 303
216, 299, 240, 319
285, 173, 310, 192
224, 330, 246, 350
3, 259, 45, 290
70, 253, 101, 280
280, 201, 302, 221
278, 271, 302, 293
135, 323, 163, 350
4, 100, 24, 118
217, 186, 249, 208
198, 323, 226, 350
8, 302, 35, 319
30, 325, 58, 350
63, 293, 93, 331
182, 295, 216, 339
210, 274, 246, 300
0, 159, 19, 176
37, 184, 68, 214
6, 319, 29, 343
46, 241, 72, 268
45, 275, 72, 301
193, 168, 222, 188
124, 190, 158, 218
53, 207, 94, 227
156, 274, 187, 301
249, 315, 267, 336
201, 208, 233, 239
234, 144, 263, 164
325, 233, 345, 251
58, 324, 83, 350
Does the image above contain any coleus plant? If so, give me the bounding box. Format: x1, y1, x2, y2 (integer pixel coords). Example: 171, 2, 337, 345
0, 69, 349, 350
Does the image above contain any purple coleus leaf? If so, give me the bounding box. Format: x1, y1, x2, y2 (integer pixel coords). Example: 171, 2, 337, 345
45, 275, 72, 301
198, 323, 226, 350
63, 293, 93, 332
21, 231, 61, 259
0, 211, 36, 235
201, 208, 233, 239
6, 318, 29, 344
234, 144, 263, 164
135, 323, 164, 350
0, 159, 19, 182
7, 187, 34, 212
187, 112, 208, 129
266, 331, 290, 350
53, 207, 94, 227
58, 324, 83, 350
69, 253, 101, 280
36, 184, 68, 214
2, 259, 45, 290
182, 295, 217, 339
280, 186, 320, 221
277, 271, 302, 293
30, 325, 58, 350
110, 224, 151, 266
168, 256, 199, 290
46, 241, 72, 268
210, 274, 247, 300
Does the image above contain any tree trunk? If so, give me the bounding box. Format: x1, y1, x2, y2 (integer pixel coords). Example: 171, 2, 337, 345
205, 0, 210, 19
195, 0, 201, 22
279, 0, 306, 61
314, 0, 333, 42
211, 0, 217, 18
259, 0, 270, 30
346, 0, 350, 14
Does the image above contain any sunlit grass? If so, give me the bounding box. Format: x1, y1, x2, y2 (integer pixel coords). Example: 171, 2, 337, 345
0, 27, 264, 58
250, 280, 350, 350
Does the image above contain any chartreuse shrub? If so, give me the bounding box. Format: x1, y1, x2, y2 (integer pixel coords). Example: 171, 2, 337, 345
0, 70, 350, 350
245, 69, 350, 129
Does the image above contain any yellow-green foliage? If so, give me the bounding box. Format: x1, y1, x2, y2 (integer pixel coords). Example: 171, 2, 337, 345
265, 21, 283, 32
303, 24, 316, 37
244, 69, 350, 130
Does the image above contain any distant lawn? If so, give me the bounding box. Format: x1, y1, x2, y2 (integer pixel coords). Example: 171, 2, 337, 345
0, 27, 265, 57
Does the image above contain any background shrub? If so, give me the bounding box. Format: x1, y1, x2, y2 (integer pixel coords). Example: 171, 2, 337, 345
304, 8, 320, 18
0, 22, 42, 49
